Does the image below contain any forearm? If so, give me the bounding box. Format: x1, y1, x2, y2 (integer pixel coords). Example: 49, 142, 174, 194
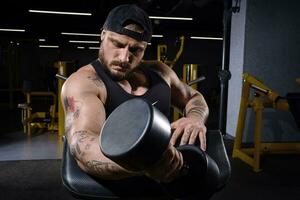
184, 92, 209, 123
82, 157, 142, 180
69, 129, 142, 180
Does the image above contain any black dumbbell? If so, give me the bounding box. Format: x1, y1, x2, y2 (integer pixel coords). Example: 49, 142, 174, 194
100, 98, 220, 198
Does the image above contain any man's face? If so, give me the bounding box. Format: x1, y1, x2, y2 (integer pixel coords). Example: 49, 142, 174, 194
99, 30, 147, 81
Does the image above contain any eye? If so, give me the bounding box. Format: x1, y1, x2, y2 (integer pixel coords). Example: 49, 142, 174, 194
112, 40, 124, 48
129, 46, 144, 55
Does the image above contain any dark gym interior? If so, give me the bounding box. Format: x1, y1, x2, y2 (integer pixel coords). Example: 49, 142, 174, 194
0, 0, 300, 199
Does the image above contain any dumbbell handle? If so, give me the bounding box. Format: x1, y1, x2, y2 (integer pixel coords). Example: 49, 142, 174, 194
178, 161, 190, 177
176, 145, 207, 179
163, 145, 220, 198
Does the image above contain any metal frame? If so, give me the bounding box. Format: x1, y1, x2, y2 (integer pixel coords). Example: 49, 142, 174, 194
232, 73, 300, 172
18, 91, 57, 136
54, 61, 68, 136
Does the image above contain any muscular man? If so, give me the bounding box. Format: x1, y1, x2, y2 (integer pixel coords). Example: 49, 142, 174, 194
61, 4, 208, 183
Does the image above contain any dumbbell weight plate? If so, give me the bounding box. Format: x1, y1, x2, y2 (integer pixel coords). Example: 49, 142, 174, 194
100, 98, 171, 171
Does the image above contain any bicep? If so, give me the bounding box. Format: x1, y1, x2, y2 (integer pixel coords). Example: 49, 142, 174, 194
74, 94, 106, 136
63, 93, 106, 141
61, 75, 106, 141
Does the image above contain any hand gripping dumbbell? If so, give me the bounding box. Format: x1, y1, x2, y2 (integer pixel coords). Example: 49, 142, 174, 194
100, 98, 220, 198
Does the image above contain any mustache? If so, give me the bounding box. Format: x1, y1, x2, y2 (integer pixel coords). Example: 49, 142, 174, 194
110, 61, 130, 69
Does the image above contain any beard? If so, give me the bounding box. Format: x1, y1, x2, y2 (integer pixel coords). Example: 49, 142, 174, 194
99, 45, 136, 81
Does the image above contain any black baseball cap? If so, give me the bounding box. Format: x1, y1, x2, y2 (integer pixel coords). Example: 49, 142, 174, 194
103, 4, 152, 42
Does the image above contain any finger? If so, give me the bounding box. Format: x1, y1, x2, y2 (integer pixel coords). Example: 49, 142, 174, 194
170, 126, 183, 146
199, 129, 207, 151
160, 145, 173, 164
188, 129, 198, 145
155, 147, 176, 182
149, 146, 171, 175
170, 120, 179, 130
180, 128, 191, 146
163, 149, 182, 182
163, 150, 177, 181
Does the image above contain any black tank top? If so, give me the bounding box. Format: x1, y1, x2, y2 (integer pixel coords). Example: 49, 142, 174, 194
91, 59, 171, 118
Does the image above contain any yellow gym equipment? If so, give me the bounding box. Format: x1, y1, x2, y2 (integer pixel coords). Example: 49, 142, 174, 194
54, 61, 69, 136
157, 36, 185, 68
296, 77, 300, 85
18, 61, 72, 136
232, 73, 300, 172
18, 91, 57, 136
183, 64, 199, 90
157, 44, 168, 63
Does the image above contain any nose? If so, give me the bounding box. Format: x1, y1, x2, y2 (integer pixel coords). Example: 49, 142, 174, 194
118, 47, 130, 63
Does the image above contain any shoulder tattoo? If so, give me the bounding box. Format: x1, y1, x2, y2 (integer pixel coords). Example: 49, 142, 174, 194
87, 75, 104, 88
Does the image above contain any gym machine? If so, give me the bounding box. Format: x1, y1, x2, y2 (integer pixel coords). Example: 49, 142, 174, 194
157, 36, 185, 68
232, 73, 300, 172
296, 77, 300, 85
61, 99, 231, 199
18, 61, 71, 136
18, 91, 57, 136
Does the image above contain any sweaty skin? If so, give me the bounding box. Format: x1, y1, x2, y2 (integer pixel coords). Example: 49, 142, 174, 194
61, 30, 209, 182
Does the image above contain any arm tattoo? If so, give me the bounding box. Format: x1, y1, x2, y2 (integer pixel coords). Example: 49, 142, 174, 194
71, 130, 135, 178
87, 75, 104, 88
86, 160, 111, 174
77, 131, 89, 142
73, 130, 88, 135
185, 96, 208, 121
70, 142, 85, 160
63, 96, 82, 119
191, 99, 204, 107
63, 96, 75, 112
86, 160, 124, 177
73, 107, 80, 119
187, 108, 206, 119
70, 130, 92, 160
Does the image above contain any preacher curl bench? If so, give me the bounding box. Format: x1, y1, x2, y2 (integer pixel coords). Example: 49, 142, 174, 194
61, 99, 231, 199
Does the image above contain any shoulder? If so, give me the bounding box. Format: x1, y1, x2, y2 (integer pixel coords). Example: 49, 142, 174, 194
141, 60, 176, 85
62, 64, 107, 102
64, 65, 97, 89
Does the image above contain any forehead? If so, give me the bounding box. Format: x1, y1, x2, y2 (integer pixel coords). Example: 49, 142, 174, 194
105, 30, 147, 47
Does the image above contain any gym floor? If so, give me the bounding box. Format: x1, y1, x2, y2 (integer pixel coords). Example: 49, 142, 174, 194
0, 131, 62, 161
0, 109, 300, 200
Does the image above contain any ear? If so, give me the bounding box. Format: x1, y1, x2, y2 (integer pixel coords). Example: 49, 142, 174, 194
100, 30, 106, 41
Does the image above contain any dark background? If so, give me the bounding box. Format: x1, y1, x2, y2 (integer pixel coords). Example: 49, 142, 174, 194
0, 0, 225, 132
